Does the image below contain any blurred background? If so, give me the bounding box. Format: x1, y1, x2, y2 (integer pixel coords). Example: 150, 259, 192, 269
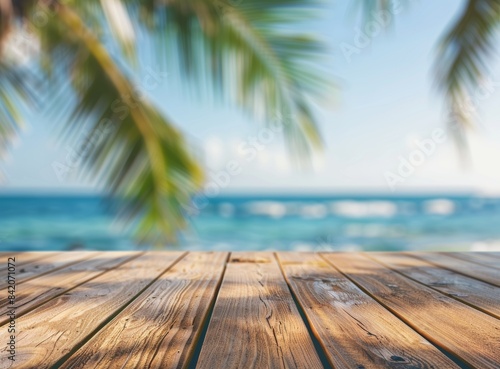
1, 0, 500, 252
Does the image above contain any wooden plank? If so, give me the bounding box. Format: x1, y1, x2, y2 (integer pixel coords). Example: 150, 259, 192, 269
409, 252, 500, 287
0, 252, 141, 326
277, 252, 458, 369
229, 251, 274, 263
0, 252, 59, 271
470, 251, 500, 258
323, 252, 500, 368
445, 252, 500, 269
0, 252, 185, 369
197, 252, 322, 369
0, 252, 98, 290
59, 252, 227, 369
368, 252, 500, 319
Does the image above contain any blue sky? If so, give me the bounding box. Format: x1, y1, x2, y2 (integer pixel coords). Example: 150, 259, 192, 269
2, 0, 500, 195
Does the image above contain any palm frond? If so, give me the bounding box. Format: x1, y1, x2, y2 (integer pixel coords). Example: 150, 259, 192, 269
0, 59, 37, 168
135, 0, 330, 165
357, 0, 500, 153
0, 0, 329, 244
436, 0, 500, 151
0, 59, 38, 185
99, 0, 136, 63
352, 0, 409, 25
39, 2, 203, 243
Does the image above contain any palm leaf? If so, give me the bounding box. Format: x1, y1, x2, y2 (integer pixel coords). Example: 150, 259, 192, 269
436, 0, 500, 151
0, 0, 329, 244
0, 61, 38, 182
9, 2, 203, 243
360, 0, 500, 152
59, 3, 204, 243
134, 0, 330, 164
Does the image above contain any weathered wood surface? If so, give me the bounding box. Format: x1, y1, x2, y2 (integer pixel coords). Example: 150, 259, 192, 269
0, 252, 96, 290
410, 252, 500, 287
0, 252, 184, 369
444, 251, 500, 269
60, 252, 227, 369
278, 252, 458, 369
197, 252, 323, 369
0, 251, 499, 368
0, 252, 58, 271
323, 252, 500, 368
0, 252, 140, 325
367, 252, 500, 318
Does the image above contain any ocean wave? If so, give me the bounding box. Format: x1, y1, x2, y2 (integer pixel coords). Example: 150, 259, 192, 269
330, 200, 398, 218
423, 199, 455, 215
299, 204, 328, 219
218, 203, 235, 217
3, 195, 500, 252
244, 201, 328, 219
244, 201, 287, 218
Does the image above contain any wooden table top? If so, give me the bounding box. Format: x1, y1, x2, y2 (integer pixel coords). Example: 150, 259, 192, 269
0, 251, 499, 368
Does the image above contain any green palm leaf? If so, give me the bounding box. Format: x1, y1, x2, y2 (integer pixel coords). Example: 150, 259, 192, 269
134, 0, 329, 163
0, 0, 329, 244
359, 0, 500, 152
436, 0, 500, 151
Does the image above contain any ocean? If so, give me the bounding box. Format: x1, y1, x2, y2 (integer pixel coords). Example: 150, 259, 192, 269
1, 194, 500, 252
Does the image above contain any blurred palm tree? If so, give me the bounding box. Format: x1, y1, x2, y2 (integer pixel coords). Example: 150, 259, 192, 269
364, 0, 500, 152
1, 0, 498, 245
0, 0, 327, 244
436, 0, 500, 152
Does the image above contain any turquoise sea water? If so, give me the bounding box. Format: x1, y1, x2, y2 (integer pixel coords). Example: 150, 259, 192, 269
1, 194, 500, 252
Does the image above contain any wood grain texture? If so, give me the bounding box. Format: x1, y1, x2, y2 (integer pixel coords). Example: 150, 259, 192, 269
0, 252, 140, 326
59, 252, 227, 369
197, 252, 322, 369
409, 252, 500, 287
444, 252, 500, 269
0, 252, 58, 271
0, 252, 98, 290
367, 252, 500, 318
0, 252, 184, 369
1, 251, 498, 368
323, 252, 500, 368
277, 252, 458, 369
229, 251, 274, 263
485, 252, 500, 259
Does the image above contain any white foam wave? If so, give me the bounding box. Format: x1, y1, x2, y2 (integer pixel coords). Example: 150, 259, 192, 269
330, 201, 397, 218
299, 204, 328, 219
245, 201, 287, 218
423, 199, 455, 215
